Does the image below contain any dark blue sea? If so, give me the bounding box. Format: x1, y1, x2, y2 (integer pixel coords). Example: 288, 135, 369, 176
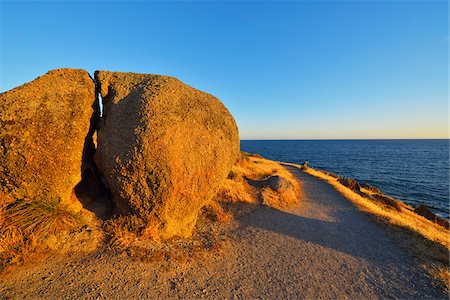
241, 139, 450, 219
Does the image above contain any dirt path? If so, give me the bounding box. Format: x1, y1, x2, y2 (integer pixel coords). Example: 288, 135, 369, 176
1, 167, 446, 299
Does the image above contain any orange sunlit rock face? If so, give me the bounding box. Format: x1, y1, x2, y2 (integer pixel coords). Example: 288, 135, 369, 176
0, 69, 97, 211
94, 71, 240, 239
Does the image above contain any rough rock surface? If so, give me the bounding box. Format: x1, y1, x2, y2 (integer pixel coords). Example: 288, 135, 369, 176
94, 71, 240, 239
0, 69, 96, 211
371, 194, 402, 211
268, 175, 292, 192
338, 177, 361, 192
414, 205, 449, 229
361, 182, 381, 194
246, 175, 293, 192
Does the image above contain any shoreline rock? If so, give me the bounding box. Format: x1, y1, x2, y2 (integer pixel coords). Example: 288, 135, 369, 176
414, 205, 449, 229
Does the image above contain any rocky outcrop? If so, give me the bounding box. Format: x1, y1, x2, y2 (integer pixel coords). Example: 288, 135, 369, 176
267, 175, 292, 192
335, 176, 402, 211
414, 205, 449, 229
338, 177, 361, 192
246, 175, 293, 192
370, 194, 402, 211
0, 69, 97, 211
94, 71, 240, 239
361, 182, 381, 194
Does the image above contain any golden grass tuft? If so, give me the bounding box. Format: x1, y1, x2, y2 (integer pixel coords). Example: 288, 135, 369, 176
103, 214, 165, 248
261, 186, 300, 210
6, 198, 82, 235
0, 196, 102, 271
201, 201, 233, 224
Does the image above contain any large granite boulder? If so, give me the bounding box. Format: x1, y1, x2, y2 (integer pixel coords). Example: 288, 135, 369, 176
94, 71, 240, 239
0, 69, 96, 211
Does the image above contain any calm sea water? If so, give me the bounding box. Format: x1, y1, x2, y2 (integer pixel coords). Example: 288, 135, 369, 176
241, 140, 450, 218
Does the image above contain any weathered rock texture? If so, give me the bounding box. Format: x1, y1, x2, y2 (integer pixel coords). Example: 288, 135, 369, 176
94, 71, 240, 239
414, 205, 449, 229
338, 177, 361, 192
0, 69, 96, 211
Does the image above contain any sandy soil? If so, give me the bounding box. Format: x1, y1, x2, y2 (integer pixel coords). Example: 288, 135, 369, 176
0, 167, 446, 299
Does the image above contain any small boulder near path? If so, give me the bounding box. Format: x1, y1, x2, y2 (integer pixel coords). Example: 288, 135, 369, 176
0, 69, 96, 211
94, 71, 240, 239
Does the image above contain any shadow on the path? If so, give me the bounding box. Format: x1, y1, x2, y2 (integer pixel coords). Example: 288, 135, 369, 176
238, 164, 397, 265
237, 205, 398, 265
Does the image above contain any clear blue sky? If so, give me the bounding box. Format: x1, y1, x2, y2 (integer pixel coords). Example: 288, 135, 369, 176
1, 1, 448, 139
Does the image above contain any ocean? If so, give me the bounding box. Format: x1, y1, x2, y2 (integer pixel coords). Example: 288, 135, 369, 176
240, 139, 450, 219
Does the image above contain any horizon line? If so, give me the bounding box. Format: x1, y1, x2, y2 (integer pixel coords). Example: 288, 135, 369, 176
240, 138, 450, 141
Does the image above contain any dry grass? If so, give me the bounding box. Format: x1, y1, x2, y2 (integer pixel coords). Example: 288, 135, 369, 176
6, 198, 82, 235
429, 265, 450, 293
288, 163, 450, 289
101, 207, 233, 269
0, 196, 102, 272
214, 152, 301, 215
103, 215, 149, 248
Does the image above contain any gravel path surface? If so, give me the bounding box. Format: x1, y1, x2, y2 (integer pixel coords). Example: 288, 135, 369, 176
1, 167, 446, 299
